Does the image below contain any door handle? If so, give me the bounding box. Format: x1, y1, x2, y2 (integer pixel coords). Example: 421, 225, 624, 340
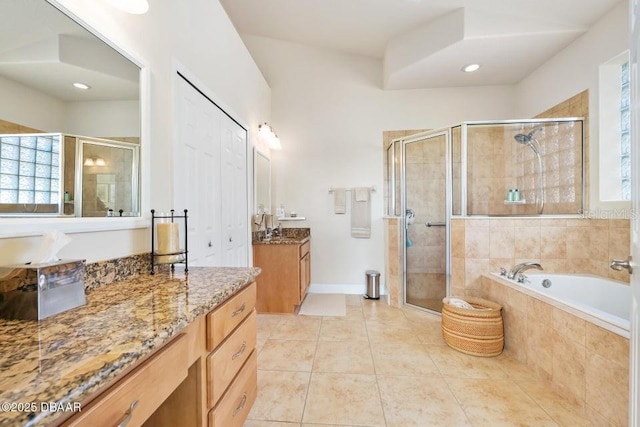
610, 256, 633, 273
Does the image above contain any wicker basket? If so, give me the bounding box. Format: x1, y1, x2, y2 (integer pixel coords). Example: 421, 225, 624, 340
441, 297, 504, 357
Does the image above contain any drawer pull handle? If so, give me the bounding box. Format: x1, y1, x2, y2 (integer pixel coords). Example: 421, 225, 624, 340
232, 393, 247, 417
231, 303, 246, 317
232, 341, 247, 360
116, 400, 138, 427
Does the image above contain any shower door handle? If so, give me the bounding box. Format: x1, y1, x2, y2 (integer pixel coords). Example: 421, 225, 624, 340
426, 221, 445, 227
610, 256, 633, 273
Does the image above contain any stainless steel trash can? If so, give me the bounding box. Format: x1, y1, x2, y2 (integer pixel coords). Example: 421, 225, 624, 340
364, 270, 381, 300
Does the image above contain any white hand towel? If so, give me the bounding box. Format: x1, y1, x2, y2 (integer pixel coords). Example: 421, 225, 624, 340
355, 187, 369, 202
445, 297, 474, 310
333, 188, 346, 214
351, 187, 371, 238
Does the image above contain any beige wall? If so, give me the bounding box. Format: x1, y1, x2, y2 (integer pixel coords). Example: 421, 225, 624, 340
0, 119, 41, 134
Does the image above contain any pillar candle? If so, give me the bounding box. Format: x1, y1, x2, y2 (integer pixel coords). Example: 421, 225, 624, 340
157, 222, 180, 254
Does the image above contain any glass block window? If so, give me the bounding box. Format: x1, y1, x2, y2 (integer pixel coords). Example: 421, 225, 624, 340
0, 134, 61, 205
620, 61, 631, 201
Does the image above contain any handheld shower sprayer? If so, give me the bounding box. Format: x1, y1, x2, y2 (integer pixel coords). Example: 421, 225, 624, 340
513, 126, 545, 214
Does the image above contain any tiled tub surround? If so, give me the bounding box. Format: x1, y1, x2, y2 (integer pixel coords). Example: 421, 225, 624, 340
0, 266, 260, 426
481, 273, 629, 426
451, 217, 631, 298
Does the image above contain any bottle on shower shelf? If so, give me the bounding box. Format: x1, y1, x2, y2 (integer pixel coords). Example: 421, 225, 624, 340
513, 188, 521, 201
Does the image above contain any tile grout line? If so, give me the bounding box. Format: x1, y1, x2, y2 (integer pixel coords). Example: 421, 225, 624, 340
510, 378, 568, 427
297, 314, 322, 425
364, 300, 391, 427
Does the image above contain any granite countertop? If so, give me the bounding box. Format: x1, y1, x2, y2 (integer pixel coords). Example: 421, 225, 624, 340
252, 227, 310, 245
253, 235, 310, 245
0, 267, 260, 427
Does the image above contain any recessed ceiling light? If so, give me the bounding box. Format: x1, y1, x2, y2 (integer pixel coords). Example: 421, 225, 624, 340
106, 0, 149, 14
73, 82, 91, 90
462, 63, 481, 73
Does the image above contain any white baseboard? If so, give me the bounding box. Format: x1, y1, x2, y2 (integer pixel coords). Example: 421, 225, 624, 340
308, 283, 387, 296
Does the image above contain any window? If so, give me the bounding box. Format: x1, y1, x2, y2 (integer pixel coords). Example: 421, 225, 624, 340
620, 61, 631, 201
598, 50, 631, 203
0, 134, 61, 210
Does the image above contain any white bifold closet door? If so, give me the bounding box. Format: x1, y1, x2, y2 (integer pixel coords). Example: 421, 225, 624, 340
174, 74, 248, 267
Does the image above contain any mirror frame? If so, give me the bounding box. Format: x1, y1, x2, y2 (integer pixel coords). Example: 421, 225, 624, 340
254, 148, 271, 215
0, 0, 150, 238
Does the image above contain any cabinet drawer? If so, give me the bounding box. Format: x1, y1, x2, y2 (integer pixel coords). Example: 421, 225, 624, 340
300, 240, 310, 258
208, 350, 257, 427
207, 310, 256, 408
64, 334, 188, 427
207, 282, 256, 351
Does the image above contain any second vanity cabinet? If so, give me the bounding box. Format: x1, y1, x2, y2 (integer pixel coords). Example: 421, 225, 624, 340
254, 237, 311, 314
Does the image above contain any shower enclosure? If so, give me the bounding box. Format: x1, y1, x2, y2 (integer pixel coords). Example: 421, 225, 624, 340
387, 118, 584, 315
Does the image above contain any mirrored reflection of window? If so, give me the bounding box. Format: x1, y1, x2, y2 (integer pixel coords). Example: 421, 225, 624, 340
0, 133, 61, 214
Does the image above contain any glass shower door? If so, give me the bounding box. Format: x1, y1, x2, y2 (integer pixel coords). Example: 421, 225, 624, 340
403, 130, 449, 313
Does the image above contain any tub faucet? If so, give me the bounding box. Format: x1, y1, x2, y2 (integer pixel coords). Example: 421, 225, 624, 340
508, 262, 543, 280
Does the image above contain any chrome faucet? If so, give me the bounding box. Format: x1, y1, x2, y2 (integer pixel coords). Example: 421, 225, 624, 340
508, 262, 543, 280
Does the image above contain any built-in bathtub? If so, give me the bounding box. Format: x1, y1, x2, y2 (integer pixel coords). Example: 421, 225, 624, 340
481, 272, 630, 426
489, 272, 630, 338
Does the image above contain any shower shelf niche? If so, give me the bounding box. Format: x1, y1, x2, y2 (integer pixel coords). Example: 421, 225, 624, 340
503, 199, 527, 205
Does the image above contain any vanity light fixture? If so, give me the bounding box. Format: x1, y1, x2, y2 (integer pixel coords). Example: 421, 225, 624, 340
84, 157, 106, 167
106, 0, 149, 14
462, 63, 481, 73
73, 82, 91, 90
258, 122, 282, 150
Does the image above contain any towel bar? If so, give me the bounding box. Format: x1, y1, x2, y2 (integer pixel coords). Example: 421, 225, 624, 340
426, 221, 446, 227
328, 186, 376, 194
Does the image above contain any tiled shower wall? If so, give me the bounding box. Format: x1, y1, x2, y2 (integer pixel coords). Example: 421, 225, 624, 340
464, 122, 583, 216
451, 217, 631, 298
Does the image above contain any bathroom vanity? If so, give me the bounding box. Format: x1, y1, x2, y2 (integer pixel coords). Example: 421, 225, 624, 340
0, 267, 260, 427
253, 228, 311, 314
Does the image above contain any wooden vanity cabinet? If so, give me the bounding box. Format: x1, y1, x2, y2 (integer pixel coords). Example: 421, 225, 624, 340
63, 334, 189, 427
254, 239, 311, 314
61, 282, 257, 427
299, 240, 311, 298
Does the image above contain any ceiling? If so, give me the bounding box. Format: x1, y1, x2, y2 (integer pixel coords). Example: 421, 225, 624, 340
220, 0, 623, 89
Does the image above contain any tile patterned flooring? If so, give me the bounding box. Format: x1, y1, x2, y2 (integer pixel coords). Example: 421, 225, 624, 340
245, 295, 595, 427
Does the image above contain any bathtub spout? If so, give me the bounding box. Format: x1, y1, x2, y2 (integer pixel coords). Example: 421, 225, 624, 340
508, 262, 543, 280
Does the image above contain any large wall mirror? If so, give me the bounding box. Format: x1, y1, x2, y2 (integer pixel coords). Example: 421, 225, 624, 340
254, 149, 271, 214
0, 0, 141, 217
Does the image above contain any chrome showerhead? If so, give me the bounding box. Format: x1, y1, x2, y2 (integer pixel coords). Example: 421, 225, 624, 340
514, 127, 543, 153
514, 126, 543, 144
